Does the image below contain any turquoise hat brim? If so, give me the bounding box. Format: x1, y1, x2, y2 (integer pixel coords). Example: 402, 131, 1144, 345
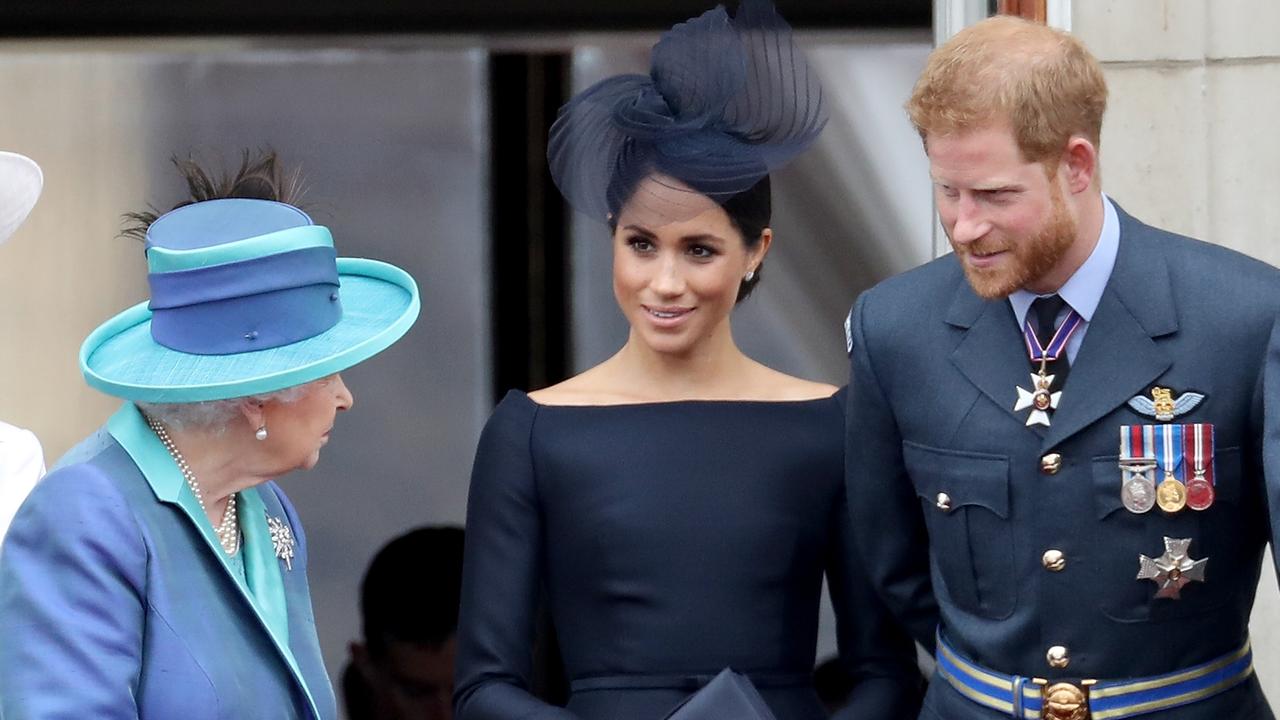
80, 258, 420, 403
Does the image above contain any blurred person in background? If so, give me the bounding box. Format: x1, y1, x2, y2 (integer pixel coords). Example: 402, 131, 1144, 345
345, 525, 465, 720
0, 149, 45, 547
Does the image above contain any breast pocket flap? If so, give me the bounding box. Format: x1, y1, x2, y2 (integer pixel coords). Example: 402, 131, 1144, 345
903, 441, 1010, 519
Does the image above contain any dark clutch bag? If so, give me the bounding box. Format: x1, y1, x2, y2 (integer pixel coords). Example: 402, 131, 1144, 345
662, 668, 778, 720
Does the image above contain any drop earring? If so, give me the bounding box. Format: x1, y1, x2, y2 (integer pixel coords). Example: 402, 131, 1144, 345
255, 424, 268, 441
744, 269, 756, 282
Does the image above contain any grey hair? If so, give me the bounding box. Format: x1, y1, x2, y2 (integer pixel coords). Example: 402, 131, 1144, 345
136, 384, 310, 434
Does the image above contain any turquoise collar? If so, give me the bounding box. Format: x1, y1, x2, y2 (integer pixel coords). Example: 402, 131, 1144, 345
106, 402, 319, 718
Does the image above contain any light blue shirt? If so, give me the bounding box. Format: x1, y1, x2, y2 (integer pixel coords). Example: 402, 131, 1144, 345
1009, 194, 1120, 364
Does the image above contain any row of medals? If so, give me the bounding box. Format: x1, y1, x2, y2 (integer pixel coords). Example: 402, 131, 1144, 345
1121, 463, 1213, 514
1120, 419, 1214, 515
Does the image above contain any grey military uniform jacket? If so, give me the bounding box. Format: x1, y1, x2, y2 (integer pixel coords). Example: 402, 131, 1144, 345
846, 202, 1280, 718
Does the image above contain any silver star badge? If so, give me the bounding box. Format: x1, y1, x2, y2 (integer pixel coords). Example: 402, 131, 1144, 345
1137, 536, 1207, 599
1014, 373, 1060, 427
267, 515, 296, 571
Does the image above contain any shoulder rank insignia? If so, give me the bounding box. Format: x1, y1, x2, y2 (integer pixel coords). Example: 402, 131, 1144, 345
844, 308, 853, 356
1127, 387, 1204, 422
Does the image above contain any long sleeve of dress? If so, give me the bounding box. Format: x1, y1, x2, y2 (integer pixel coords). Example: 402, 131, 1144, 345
845, 294, 941, 648
826, 481, 924, 719
454, 393, 579, 720
826, 388, 924, 720
1260, 315, 1280, 583
0, 463, 146, 720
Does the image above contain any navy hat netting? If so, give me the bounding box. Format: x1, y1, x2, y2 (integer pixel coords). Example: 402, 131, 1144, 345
547, 0, 828, 224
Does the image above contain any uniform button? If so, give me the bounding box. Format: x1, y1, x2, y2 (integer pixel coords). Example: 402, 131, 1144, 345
1046, 645, 1070, 669
935, 492, 952, 512
1041, 453, 1062, 475
1042, 549, 1066, 572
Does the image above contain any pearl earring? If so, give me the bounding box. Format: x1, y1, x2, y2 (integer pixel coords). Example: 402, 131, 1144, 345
255, 424, 268, 441
744, 269, 756, 282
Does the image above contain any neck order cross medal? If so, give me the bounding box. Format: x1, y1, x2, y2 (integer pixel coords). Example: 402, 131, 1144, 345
1013, 308, 1083, 427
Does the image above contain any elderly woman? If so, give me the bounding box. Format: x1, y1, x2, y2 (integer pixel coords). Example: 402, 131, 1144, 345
0, 161, 419, 719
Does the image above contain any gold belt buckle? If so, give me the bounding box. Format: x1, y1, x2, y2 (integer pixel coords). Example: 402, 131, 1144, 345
1033, 678, 1096, 720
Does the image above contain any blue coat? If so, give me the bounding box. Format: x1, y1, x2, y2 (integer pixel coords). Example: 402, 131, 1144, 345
0, 403, 336, 720
846, 203, 1279, 718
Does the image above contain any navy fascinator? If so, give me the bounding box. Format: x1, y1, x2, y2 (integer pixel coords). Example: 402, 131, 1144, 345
547, 0, 827, 224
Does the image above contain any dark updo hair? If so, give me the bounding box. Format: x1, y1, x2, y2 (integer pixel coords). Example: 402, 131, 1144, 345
607, 172, 772, 303
720, 175, 771, 302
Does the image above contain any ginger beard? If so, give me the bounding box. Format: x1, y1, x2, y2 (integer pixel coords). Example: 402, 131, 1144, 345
954, 180, 1078, 300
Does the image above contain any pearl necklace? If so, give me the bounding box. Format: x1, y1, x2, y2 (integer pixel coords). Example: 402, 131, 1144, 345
147, 417, 240, 555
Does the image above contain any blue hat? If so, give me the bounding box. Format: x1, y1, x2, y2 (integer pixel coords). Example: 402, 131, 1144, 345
80, 198, 420, 403
547, 0, 827, 224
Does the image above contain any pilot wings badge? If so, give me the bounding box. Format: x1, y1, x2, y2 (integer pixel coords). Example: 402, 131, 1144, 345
1127, 387, 1204, 422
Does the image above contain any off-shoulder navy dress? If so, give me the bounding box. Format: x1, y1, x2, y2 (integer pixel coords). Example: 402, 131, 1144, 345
454, 389, 921, 719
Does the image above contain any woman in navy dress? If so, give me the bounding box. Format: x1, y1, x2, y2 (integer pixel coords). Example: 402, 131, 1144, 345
454, 3, 922, 718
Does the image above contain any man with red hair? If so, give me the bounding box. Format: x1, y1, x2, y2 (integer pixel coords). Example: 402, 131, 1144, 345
846, 15, 1278, 720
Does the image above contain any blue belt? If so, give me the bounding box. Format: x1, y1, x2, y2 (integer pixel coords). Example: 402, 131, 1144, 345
935, 633, 1254, 719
